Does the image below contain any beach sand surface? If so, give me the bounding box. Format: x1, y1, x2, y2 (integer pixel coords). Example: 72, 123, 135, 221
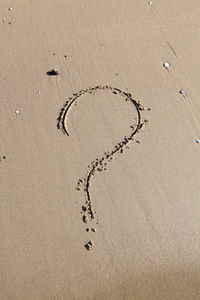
1, 1, 200, 299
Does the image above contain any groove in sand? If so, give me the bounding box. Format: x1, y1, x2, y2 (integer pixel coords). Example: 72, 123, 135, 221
57, 85, 147, 228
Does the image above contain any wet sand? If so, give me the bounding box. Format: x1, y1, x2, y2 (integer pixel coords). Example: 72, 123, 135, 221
1, 1, 200, 299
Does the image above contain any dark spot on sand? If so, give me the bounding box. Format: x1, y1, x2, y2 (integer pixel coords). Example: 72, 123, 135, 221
82, 206, 86, 212
85, 240, 93, 250
82, 215, 88, 223
46, 69, 60, 76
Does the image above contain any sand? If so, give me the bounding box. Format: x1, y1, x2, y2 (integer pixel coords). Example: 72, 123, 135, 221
1, 1, 200, 299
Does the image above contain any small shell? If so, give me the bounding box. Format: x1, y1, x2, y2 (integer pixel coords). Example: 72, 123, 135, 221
163, 62, 170, 69
15, 109, 20, 114
179, 89, 185, 95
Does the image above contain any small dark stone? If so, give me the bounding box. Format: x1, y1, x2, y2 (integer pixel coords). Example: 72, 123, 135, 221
46, 69, 60, 76
3, 156, 6, 159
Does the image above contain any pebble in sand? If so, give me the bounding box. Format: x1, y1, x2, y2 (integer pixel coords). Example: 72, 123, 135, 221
163, 62, 170, 69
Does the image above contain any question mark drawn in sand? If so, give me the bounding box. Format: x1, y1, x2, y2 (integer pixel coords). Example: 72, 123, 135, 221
57, 85, 147, 248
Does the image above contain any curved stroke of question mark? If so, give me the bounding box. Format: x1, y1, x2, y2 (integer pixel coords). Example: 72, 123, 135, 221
57, 85, 145, 229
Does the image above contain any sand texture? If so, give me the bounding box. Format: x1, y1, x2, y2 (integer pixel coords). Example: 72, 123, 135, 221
1, 1, 200, 299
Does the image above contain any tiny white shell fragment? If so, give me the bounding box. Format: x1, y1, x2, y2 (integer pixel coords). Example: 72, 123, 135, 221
179, 89, 185, 95
2, 18, 6, 23
15, 109, 20, 114
148, 1, 152, 4
163, 62, 170, 68
8, 8, 13, 11
196, 140, 200, 144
